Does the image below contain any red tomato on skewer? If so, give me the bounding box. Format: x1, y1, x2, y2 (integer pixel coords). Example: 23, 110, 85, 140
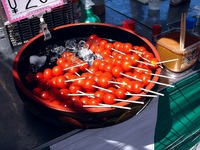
103, 93, 116, 104
115, 88, 126, 99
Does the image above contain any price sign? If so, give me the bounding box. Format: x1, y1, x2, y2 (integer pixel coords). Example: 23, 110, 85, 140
2, 0, 64, 23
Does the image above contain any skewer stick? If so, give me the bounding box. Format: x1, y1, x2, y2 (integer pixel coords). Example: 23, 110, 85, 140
130, 66, 149, 71
63, 63, 88, 71
108, 81, 127, 85
111, 48, 126, 55
148, 80, 174, 87
85, 68, 93, 74
150, 73, 176, 79
99, 103, 131, 110
131, 66, 174, 79
75, 72, 80, 76
109, 55, 114, 58
136, 60, 155, 66
68, 93, 94, 96
77, 90, 95, 98
141, 88, 164, 96
126, 93, 157, 98
155, 58, 179, 64
83, 105, 111, 108
130, 49, 143, 54
65, 77, 85, 82
92, 85, 112, 93
114, 99, 144, 104
120, 72, 142, 82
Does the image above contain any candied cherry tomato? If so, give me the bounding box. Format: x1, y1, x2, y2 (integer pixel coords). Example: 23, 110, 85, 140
89, 34, 98, 40
43, 68, 53, 80
80, 97, 90, 105
140, 73, 151, 86
95, 46, 104, 54
142, 51, 154, 60
94, 90, 105, 100
50, 76, 57, 88
52, 65, 64, 76
69, 84, 82, 94
33, 87, 42, 97
104, 64, 114, 73
112, 66, 123, 78
35, 72, 44, 82
56, 76, 68, 89
73, 98, 83, 108
115, 88, 126, 99
40, 90, 51, 100
99, 39, 108, 48
123, 43, 132, 54
114, 58, 122, 66
125, 81, 135, 93
59, 88, 70, 100
132, 81, 144, 94
105, 43, 114, 50
129, 53, 139, 66
88, 66, 99, 73
61, 61, 72, 69
90, 44, 98, 52
98, 75, 111, 88
83, 79, 96, 92
98, 61, 107, 71
56, 57, 66, 66
92, 59, 102, 67
101, 50, 111, 58
68, 66, 79, 74
121, 60, 132, 72
103, 93, 115, 104
62, 51, 73, 59
107, 87, 116, 94
64, 72, 74, 80
150, 58, 159, 69
138, 46, 147, 53
87, 97, 100, 105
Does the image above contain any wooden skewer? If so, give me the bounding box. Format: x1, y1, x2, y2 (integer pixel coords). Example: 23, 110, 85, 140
150, 73, 176, 79
68, 93, 94, 96
85, 68, 93, 74
92, 85, 112, 93
120, 72, 142, 82
77, 90, 95, 98
83, 105, 111, 108
108, 81, 127, 85
131, 66, 175, 79
75, 72, 80, 76
148, 80, 174, 87
65, 77, 85, 82
126, 93, 157, 98
136, 60, 155, 66
141, 88, 164, 96
130, 66, 149, 71
155, 58, 179, 64
130, 49, 143, 54
111, 48, 126, 55
99, 103, 131, 110
63, 63, 88, 71
114, 99, 144, 104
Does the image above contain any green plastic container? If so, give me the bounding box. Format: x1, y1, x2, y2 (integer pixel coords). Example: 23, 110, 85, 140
154, 70, 200, 149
